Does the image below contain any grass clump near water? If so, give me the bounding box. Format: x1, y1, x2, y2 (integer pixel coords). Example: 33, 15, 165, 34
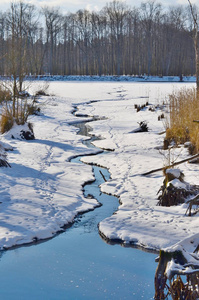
0, 99, 36, 134
0, 105, 14, 133
166, 88, 199, 154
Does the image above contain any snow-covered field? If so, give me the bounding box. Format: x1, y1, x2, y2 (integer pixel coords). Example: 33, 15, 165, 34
0, 81, 198, 250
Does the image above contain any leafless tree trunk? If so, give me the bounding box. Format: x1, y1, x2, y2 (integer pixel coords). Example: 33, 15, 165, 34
43, 7, 63, 75
188, 0, 199, 91
104, 1, 129, 75
5, 2, 38, 118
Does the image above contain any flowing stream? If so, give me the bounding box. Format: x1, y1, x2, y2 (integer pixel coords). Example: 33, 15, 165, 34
0, 115, 157, 300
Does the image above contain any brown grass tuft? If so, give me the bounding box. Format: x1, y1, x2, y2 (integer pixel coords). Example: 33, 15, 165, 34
0, 105, 14, 133
166, 88, 199, 154
0, 99, 34, 134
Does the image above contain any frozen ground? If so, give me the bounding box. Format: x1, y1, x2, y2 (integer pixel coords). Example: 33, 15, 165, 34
0, 81, 198, 250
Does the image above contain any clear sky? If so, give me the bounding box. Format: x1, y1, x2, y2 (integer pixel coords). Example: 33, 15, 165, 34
0, 0, 197, 14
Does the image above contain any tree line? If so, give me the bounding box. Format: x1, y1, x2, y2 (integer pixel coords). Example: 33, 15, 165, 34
0, 0, 198, 77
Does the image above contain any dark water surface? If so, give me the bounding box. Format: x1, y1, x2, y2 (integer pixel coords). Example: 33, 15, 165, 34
0, 121, 157, 300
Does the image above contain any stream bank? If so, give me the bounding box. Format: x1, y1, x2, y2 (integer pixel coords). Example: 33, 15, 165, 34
0, 101, 157, 299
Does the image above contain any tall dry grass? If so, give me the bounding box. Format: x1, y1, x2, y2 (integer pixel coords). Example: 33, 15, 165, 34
166, 88, 199, 154
0, 80, 39, 134
0, 99, 34, 134
0, 104, 14, 133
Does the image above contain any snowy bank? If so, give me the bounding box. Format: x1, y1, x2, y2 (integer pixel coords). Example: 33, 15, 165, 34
73, 82, 199, 250
0, 81, 198, 250
164, 234, 199, 279
0, 95, 100, 249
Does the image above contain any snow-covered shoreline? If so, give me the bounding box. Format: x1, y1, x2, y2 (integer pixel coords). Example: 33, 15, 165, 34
70, 82, 199, 251
28, 75, 196, 83
79, 95, 199, 250
0, 75, 196, 83
0, 81, 198, 251
0, 95, 101, 249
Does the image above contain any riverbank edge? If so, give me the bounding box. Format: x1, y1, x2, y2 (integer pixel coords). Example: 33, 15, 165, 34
0, 75, 196, 83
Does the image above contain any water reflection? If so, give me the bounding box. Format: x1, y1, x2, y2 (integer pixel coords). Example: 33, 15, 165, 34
0, 164, 157, 299
0, 250, 4, 261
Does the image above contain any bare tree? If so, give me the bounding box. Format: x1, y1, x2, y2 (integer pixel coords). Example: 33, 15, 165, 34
104, 0, 129, 75
3, 1, 38, 123
0, 0, 197, 77
43, 7, 63, 75
187, 0, 199, 90
0, 12, 7, 75
140, 0, 163, 75
6, 2, 29, 113
74, 10, 92, 75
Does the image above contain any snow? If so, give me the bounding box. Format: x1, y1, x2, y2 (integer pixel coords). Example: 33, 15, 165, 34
166, 168, 182, 179
3, 122, 34, 140
164, 233, 199, 279
0, 80, 198, 250
169, 179, 187, 189
0, 94, 100, 249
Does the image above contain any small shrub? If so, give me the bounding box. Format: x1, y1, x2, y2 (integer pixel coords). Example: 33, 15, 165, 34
0, 85, 12, 102
34, 82, 49, 97
15, 98, 30, 125
157, 169, 199, 206
135, 102, 149, 112
137, 105, 141, 112
35, 89, 49, 96
138, 121, 148, 132
27, 104, 40, 116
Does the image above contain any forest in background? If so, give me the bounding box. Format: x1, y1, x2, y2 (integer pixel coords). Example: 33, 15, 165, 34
0, 0, 198, 77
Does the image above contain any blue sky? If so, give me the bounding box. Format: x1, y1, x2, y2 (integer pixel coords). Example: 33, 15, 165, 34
0, 0, 196, 14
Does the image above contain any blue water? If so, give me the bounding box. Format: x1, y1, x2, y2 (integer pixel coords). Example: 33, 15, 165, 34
0, 121, 157, 300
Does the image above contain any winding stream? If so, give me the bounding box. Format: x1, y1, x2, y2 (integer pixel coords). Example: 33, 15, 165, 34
0, 113, 157, 299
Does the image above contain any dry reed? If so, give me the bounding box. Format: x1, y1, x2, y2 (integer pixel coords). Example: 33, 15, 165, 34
0, 99, 33, 134
0, 104, 14, 133
166, 88, 199, 154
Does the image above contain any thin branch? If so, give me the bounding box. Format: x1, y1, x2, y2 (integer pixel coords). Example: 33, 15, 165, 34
99, 170, 107, 182
188, 0, 198, 25
142, 153, 199, 176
